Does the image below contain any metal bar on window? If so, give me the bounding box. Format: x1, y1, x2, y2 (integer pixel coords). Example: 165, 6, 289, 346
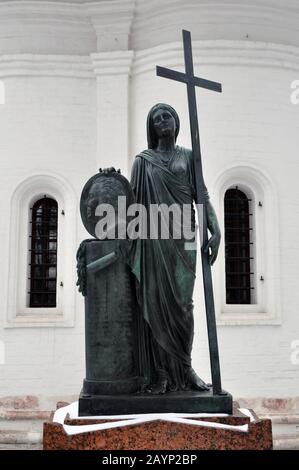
29, 197, 58, 308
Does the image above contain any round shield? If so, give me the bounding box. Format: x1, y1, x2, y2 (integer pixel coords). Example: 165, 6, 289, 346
80, 170, 135, 238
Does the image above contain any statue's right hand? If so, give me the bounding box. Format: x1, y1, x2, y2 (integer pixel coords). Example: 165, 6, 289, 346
99, 167, 121, 174
117, 239, 132, 262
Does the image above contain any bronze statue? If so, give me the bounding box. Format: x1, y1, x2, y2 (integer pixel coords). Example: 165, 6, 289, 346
77, 28, 233, 415
77, 103, 232, 415
128, 103, 221, 394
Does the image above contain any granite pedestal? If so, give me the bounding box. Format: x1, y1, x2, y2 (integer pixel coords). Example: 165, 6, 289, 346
43, 403, 272, 450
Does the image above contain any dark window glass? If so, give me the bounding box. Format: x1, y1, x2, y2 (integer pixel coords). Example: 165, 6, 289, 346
29, 197, 58, 307
224, 187, 253, 304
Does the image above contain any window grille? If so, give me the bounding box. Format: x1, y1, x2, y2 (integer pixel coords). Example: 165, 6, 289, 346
224, 187, 254, 304
28, 196, 58, 307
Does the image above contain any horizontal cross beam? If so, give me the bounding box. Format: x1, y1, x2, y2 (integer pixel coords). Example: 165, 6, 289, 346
156, 66, 222, 93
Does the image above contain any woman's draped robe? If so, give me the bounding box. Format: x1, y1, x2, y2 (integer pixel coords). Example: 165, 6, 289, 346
129, 145, 209, 390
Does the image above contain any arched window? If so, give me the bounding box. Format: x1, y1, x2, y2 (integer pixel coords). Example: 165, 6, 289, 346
214, 165, 280, 325
29, 196, 58, 308
224, 187, 254, 304
6, 174, 77, 327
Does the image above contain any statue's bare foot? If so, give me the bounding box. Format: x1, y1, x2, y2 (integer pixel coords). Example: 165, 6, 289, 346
187, 367, 209, 391
146, 369, 168, 394
138, 382, 150, 394
148, 379, 168, 395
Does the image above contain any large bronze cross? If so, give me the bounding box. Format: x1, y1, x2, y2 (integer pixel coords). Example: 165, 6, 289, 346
157, 30, 223, 394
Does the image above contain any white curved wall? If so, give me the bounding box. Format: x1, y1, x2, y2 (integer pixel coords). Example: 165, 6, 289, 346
132, 0, 299, 49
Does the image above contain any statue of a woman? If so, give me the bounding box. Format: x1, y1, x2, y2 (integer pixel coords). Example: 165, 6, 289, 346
129, 103, 221, 394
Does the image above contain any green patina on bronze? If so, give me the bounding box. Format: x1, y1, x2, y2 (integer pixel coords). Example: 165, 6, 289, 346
76, 30, 233, 415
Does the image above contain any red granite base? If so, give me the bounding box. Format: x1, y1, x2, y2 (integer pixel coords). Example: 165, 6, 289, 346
43, 404, 272, 450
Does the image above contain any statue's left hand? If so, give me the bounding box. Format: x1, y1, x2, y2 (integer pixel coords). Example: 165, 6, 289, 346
204, 200, 221, 266
204, 233, 220, 266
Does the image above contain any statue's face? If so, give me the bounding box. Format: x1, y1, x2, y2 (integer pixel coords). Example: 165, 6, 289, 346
152, 107, 176, 139
86, 183, 101, 221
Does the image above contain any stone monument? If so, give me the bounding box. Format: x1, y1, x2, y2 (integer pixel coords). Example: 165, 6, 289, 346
76, 29, 233, 416
77, 170, 143, 413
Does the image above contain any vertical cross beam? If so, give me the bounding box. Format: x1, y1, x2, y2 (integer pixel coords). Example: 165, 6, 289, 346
157, 30, 223, 394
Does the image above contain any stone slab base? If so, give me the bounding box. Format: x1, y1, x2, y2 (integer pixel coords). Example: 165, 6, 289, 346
78, 389, 233, 415
43, 406, 272, 450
